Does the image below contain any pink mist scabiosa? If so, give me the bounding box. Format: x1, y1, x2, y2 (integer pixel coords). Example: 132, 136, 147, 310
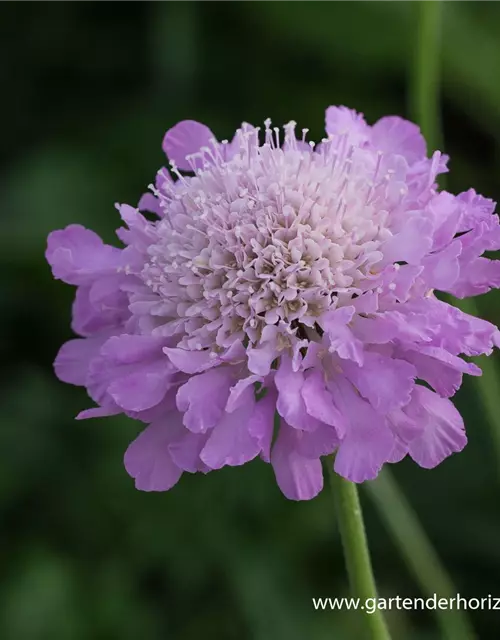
46, 107, 500, 500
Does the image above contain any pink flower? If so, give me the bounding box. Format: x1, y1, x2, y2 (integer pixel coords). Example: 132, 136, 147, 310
46, 107, 500, 500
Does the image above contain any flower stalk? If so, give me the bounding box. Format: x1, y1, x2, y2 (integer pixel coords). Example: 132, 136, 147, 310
327, 461, 391, 640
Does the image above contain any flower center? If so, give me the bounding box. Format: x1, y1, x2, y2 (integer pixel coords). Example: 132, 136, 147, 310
140, 121, 403, 351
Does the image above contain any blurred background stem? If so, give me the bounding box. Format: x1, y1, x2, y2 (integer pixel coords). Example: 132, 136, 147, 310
366, 470, 476, 640
412, 0, 443, 153
327, 464, 391, 640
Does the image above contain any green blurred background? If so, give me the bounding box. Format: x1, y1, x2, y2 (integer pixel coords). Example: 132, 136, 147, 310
1, 1, 500, 639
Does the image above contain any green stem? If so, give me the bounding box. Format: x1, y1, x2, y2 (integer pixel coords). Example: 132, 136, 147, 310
327, 464, 391, 640
411, 0, 443, 152
366, 470, 476, 640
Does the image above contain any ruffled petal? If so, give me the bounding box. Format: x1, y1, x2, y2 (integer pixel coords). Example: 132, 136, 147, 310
401, 349, 463, 397
406, 345, 481, 378
331, 377, 395, 482
164, 347, 217, 374
380, 216, 433, 266
223, 122, 256, 160
168, 431, 207, 473
246, 325, 280, 376
386, 438, 408, 464
457, 189, 496, 233
319, 306, 364, 366
176, 367, 234, 433
294, 424, 340, 459
247, 343, 278, 376
427, 191, 461, 252
226, 374, 261, 412
371, 116, 426, 165
162, 120, 216, 171
387, 405, 423, 444
342, 352, 417, 414
301, 369, 347, 436
420, 241, 461, 291
200, 401, 260, 469
138, 193, 162, 216
54, 336, 105, 386
71, 287, 105, 337
275, 356, 321, 431
76, 405, 121, 420
101, 334, 166, 364
271, 426, 323, 500
450, 256, 500, 298
124, 416, 184, 491
72, 277, 129, 337
46, 225, 121, 286
247, 389, 276, 462
325, 106, 369, 147
108, 361, 173, 412
406, 386, 467, 468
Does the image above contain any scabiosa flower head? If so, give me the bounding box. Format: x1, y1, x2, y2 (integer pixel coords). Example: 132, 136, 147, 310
46, 107, 500, 500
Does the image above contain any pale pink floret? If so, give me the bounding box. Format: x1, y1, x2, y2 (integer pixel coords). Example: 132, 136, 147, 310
46, 107, 500, 500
